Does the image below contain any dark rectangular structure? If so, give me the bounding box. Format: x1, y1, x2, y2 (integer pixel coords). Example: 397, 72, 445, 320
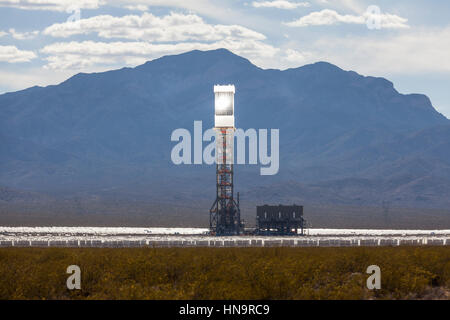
256, 204, 305, 236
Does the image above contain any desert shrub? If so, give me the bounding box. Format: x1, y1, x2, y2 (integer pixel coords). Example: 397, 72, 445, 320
0, 246, 448, 299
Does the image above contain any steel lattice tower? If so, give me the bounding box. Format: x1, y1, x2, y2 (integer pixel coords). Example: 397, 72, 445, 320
209, 85, 243, 235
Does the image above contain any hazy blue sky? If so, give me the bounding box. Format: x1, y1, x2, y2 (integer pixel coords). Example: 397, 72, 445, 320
0, 0, 449, 118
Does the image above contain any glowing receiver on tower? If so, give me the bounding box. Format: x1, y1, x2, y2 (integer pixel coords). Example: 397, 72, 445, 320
214, 85, 235, 128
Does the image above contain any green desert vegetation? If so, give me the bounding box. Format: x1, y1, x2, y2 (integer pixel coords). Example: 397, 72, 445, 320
0, 246, 448, 300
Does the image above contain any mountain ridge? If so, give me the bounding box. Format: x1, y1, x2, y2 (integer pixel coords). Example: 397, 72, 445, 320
1, 48, 449, 216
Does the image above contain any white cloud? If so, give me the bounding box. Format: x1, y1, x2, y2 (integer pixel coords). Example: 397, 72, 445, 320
0, 29, 39, 39
0, 45, 37, 62
8, 28, 39, 40
285, 9, 362, 26
123, 4, 148, 11
43, 12, 266, 42
315, 0, 364, 14
0, 0, 104, 11
40, 40, 280, 70
284, 9, 409, 29
0, 68, 75, 93
97, 1, 276, 37
284, 48, 311, 63
252, 1, 310, 9
39, 9, 307, 71
304, 26, 450, 75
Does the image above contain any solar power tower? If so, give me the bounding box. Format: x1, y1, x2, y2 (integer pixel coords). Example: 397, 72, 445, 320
209, 85, 243, 235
